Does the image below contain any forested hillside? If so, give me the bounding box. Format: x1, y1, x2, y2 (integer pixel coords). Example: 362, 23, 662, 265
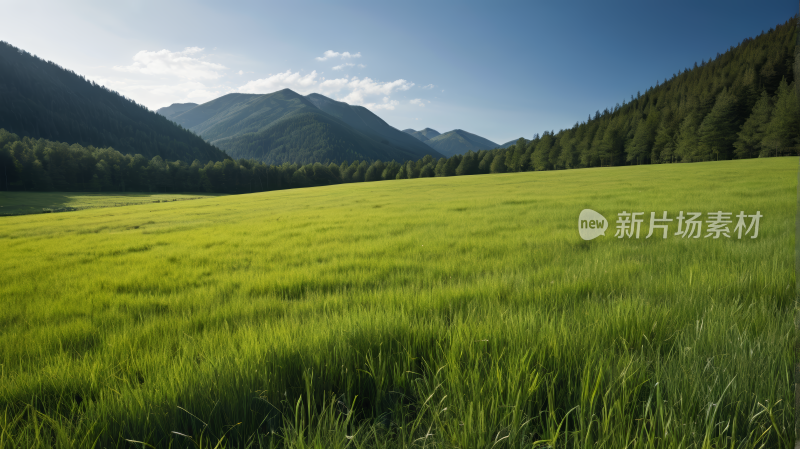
509, 15, 798, 169
0, 42, 228, 163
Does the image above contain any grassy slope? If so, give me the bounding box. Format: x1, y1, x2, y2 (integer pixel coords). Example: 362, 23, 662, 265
0, 192, 225, 216
0, 158, 795, 447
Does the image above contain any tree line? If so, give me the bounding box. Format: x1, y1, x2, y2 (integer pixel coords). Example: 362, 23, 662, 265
1, 121, 796, 197
0, 128, 510, 193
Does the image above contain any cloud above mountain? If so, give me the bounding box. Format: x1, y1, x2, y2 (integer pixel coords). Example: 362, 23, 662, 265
238, 70, 413, 111
113, 47, 226, 80
238, 70, 320, 95
103, 47, 428, 113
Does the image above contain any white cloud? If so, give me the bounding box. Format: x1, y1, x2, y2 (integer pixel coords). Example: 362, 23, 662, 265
237, 70, 244, 75
238, 70, 321, 95
238, 70, 413, 111
422, 84, 435, 89
332, 63, 366, 70
337, 77, 413, 105
364, 97, 400, 111
315, 50, 361, 61
113, 47, 226, 80
410, 98, 425, 107
318, 76, 351, 92
89, 76, 232, 110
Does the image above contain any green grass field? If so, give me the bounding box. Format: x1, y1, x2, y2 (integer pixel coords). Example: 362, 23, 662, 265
0, 158, 796, 448
0, 192, 225, 216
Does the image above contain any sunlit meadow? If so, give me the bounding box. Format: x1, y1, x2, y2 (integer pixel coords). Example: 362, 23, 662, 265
0, 157, 796, 448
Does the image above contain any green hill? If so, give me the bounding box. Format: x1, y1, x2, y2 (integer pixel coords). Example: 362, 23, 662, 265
0, 41, 227, 163
156, 103, 198, 120
167, 90, 442, 164
424, 129, 500, 157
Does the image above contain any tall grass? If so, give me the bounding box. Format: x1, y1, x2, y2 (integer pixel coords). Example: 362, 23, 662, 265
0, 158, 795, 447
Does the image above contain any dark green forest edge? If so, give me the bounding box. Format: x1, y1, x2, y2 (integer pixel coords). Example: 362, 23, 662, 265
0, 16, 796, 195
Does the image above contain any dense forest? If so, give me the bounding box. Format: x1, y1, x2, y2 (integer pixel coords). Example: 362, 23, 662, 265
0, 16, 797, 196
0, 41, 228, 163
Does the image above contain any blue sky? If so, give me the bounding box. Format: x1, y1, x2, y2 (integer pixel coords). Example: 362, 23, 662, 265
3, 0, 797, 144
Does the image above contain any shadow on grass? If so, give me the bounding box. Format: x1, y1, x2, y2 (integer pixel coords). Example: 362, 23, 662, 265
0, 192, 223, 216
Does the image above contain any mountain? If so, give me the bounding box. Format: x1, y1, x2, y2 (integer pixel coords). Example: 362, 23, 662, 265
156, 103, 198, 120
167, 89, 443, 165
0, 41, 228, 163
423, 129, 500, 157
305, 94, 439, 160
403, 128, 441, 142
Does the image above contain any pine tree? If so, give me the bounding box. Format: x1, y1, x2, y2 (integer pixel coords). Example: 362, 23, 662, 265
627, 110, 659, 164
761, 78, 799, 156
675, 112, 702, 162
733, 90, 773, 158
697, 87, 739, 160
455, 151, 478, 176
532, 132, 553, 170
489, 151, 506, 173
598, 121, 625, 166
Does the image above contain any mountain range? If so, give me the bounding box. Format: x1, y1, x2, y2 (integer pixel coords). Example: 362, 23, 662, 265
402, 128, 441, 142
158, 90, 443, 165
403, 128, 500, 157
0, 41, 227, 163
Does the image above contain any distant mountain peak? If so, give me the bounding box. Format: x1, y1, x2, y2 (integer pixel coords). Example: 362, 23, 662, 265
156, 102, 199, 120
403, 127, 441, 143
424, 129, 499, 157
